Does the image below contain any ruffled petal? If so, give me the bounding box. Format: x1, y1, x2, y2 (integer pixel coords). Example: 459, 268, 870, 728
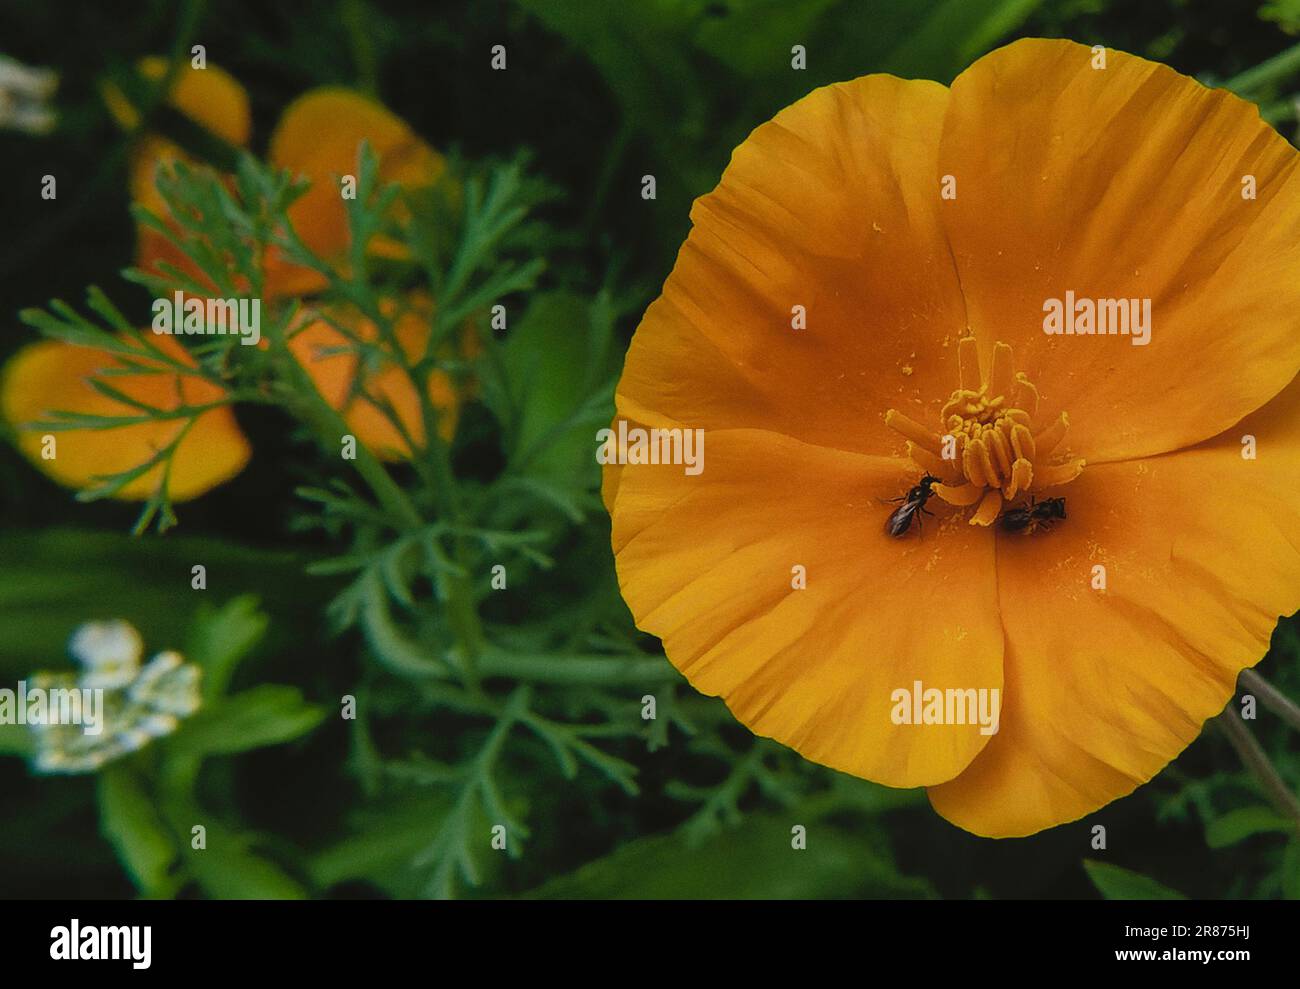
616, 74, 967, 457
938, 38, 1300, 463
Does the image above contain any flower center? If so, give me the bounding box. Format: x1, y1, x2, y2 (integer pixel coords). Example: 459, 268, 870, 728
884, 337, 1085, 525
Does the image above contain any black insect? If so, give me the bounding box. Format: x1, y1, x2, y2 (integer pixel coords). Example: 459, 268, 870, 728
886, 474, 940, 538
998, 496, 1067, 534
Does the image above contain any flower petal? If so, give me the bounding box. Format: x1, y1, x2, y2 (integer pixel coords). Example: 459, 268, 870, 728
131, 138, 229, 293
113, 58, 251, 290
266, 88, 447, 297
611, 429, 1002, 787
938, 38, 1300, 463
929, 372, 1300, 836
287, 306, 456, 459
1, 336, 250, 501
105, 56, 251, 143
600, 417, 635, 516
616, 74, 967, 457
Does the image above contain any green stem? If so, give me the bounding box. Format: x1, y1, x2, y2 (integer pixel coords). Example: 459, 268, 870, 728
269, 326, 421, 530
1239, 668, 1300, 734
477, 647, 676, 686
341, 0, 379, 97
1215, 709, 1300, 834
1225, 42, 1300, 95
583, 118, 633, 237
1258, 97, 1297, 126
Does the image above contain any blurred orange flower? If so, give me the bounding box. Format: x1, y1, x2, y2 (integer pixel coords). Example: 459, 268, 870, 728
287, 297, 464, 458
1, 333, 249, 500
105, 57, 447, 298
605, 39, 1300, 836
4, 59, 456, 500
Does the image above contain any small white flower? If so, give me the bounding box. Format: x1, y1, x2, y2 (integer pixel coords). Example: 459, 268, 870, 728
69, 619, 143, 689
30, 621, 203, 774
129, 651, 201, 717
0, 56, 57, 135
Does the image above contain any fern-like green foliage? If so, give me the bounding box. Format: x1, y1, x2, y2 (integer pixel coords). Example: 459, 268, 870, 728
12, 137, 936, 899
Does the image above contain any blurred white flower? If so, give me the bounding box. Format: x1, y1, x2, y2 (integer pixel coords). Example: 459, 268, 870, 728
69, 619, 143, 689
0, 55, 58, 135
30, 620, 202, 774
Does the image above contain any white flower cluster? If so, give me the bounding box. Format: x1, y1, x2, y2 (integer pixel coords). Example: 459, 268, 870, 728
0, 56, 57, 135
31, 620, 202, 773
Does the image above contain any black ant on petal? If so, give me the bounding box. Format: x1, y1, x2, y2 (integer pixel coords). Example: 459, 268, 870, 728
997, 496, 1067, 535
885, 474, 940, 538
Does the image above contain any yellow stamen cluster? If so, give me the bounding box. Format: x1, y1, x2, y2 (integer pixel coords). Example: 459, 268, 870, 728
885, 337, 1084, 525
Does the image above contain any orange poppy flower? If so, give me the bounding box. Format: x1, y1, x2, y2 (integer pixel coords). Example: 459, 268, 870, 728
286, 299, 461, 460
605, 39, 1300, 836
102, 57, 254, 294
4, 61, 455, 501
106, 58, 448, 298
1, 333, 249, 500
262, 87, 448, 297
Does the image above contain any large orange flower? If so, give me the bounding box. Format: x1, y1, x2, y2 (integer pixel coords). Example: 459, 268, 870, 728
605, 39, 1300, 837
4, 61, 454, 500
